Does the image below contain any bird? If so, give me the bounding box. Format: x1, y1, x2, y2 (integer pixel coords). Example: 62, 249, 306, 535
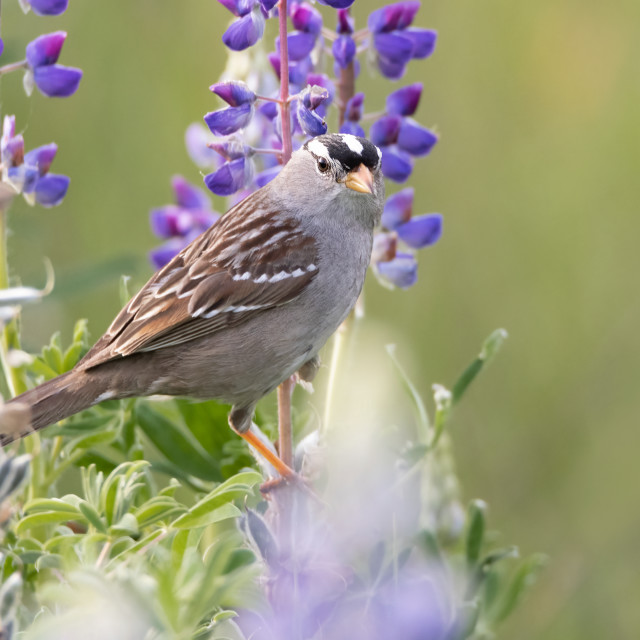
2, 133, 385, 477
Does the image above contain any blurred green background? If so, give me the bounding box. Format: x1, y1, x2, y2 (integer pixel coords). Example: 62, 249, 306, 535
2, 0, 639, 637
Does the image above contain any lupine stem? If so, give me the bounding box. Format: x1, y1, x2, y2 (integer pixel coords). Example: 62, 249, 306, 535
336, 61, 356, 129
278, 0, 293, 165
0, 207, 16, 398
276, 0, 294, 462
273, 0, 296, 546
256, 94, 282, 104
0, 60, 28, 77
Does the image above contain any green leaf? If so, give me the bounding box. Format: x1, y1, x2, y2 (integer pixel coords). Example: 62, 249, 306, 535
213, 610, 239, 623
41, 332, 64, 375
109, 513, 139, 537
135, 496, 186, 529
23, 497, 83, 515
35, 554, 63, 571
16, 510, 83, 533
175, 399, 234, 457
492, 553, 547, 623
63, 320, 90, 371
136, 402, 222, 481
452, 329, 508, 404
64, 422, 120, 452
466, 500, 487, 566
78, 501, 107, 534
171, 470, 260, 529
108, 529, 166, 565
172, 502, 241, 530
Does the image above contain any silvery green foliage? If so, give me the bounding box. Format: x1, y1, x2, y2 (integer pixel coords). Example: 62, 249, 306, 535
0, 328, 543, 639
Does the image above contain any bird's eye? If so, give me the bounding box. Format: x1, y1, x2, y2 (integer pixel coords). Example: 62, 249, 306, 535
317, 157, 330, 173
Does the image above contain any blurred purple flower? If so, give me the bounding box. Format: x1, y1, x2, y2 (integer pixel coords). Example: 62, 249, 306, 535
376, 251, 418, 288
382, 187, 443, 249
397, 118, 438, 156
381, 145, 413, 182
339, 92, 365, 137
220, 1, 268, 51
336, 8, 354, 34
306, 73, 334, 117
204, 156, 254, 196
185, 123, 222, 168
284, 2, 323, 62
150, 175, 220, 268
20, 0, 68, 15
0, 116, 24, 168
204, 103, 254, 136
210, 80, 257, 106
333, 35, 356, 69
371, 85, 438, 181
368, 2, 437, 79
316, 0, 356, 8
25, 32, 82, 98
381, 186, 413, 228
296, 85, 329, 137
373, 188, 443, 288
1, 118, 70, 208
386, 82, 422, 116
32, 173, 69, 206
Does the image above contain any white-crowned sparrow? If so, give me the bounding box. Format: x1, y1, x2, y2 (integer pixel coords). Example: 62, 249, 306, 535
2, 133, 384, 475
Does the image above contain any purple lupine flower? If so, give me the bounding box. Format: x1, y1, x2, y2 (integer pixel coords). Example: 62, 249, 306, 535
372, 189, 443, 288
316, 0, 356, 8
0, 38, 4, 58
25, 32, 82, 98
185, 123, 223, 168
0, 116, 24, 168
386, 82, 422, 116
210, 80, 257, 107
380, 145, 413, 182
283, 2, 323, 61
339, 92, 365, 137
296, 85, 329, 137
20, 0, 68, 16
333, 34, 356, 69
204, 103, 254, 136
1, 117, 70, 208
371, 85, 438, 181
368, 2, 437, 79
204, 156, 254, 196
220, 1, 268, 51
150, 175, 220, 268
32, 173, 69, 207
376, 251, 418, 288
382, 187, 443, 249
305, 73, 334, 117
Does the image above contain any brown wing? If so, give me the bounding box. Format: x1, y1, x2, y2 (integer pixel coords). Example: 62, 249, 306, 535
79, 193, 318, 370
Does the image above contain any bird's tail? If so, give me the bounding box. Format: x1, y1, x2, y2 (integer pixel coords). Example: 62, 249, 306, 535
1, 370, 106, 445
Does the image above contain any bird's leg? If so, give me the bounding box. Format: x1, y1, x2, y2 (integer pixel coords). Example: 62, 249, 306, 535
295, 354, 320, 393
229, 405, 296, 480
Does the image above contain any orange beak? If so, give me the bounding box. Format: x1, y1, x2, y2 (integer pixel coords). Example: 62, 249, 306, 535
345, 164, 374, 194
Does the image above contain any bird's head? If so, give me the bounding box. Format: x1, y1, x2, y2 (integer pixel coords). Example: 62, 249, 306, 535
280, 133, 385, 229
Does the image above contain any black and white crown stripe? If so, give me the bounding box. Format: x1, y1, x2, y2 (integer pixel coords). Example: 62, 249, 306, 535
305, 133, 382, 173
